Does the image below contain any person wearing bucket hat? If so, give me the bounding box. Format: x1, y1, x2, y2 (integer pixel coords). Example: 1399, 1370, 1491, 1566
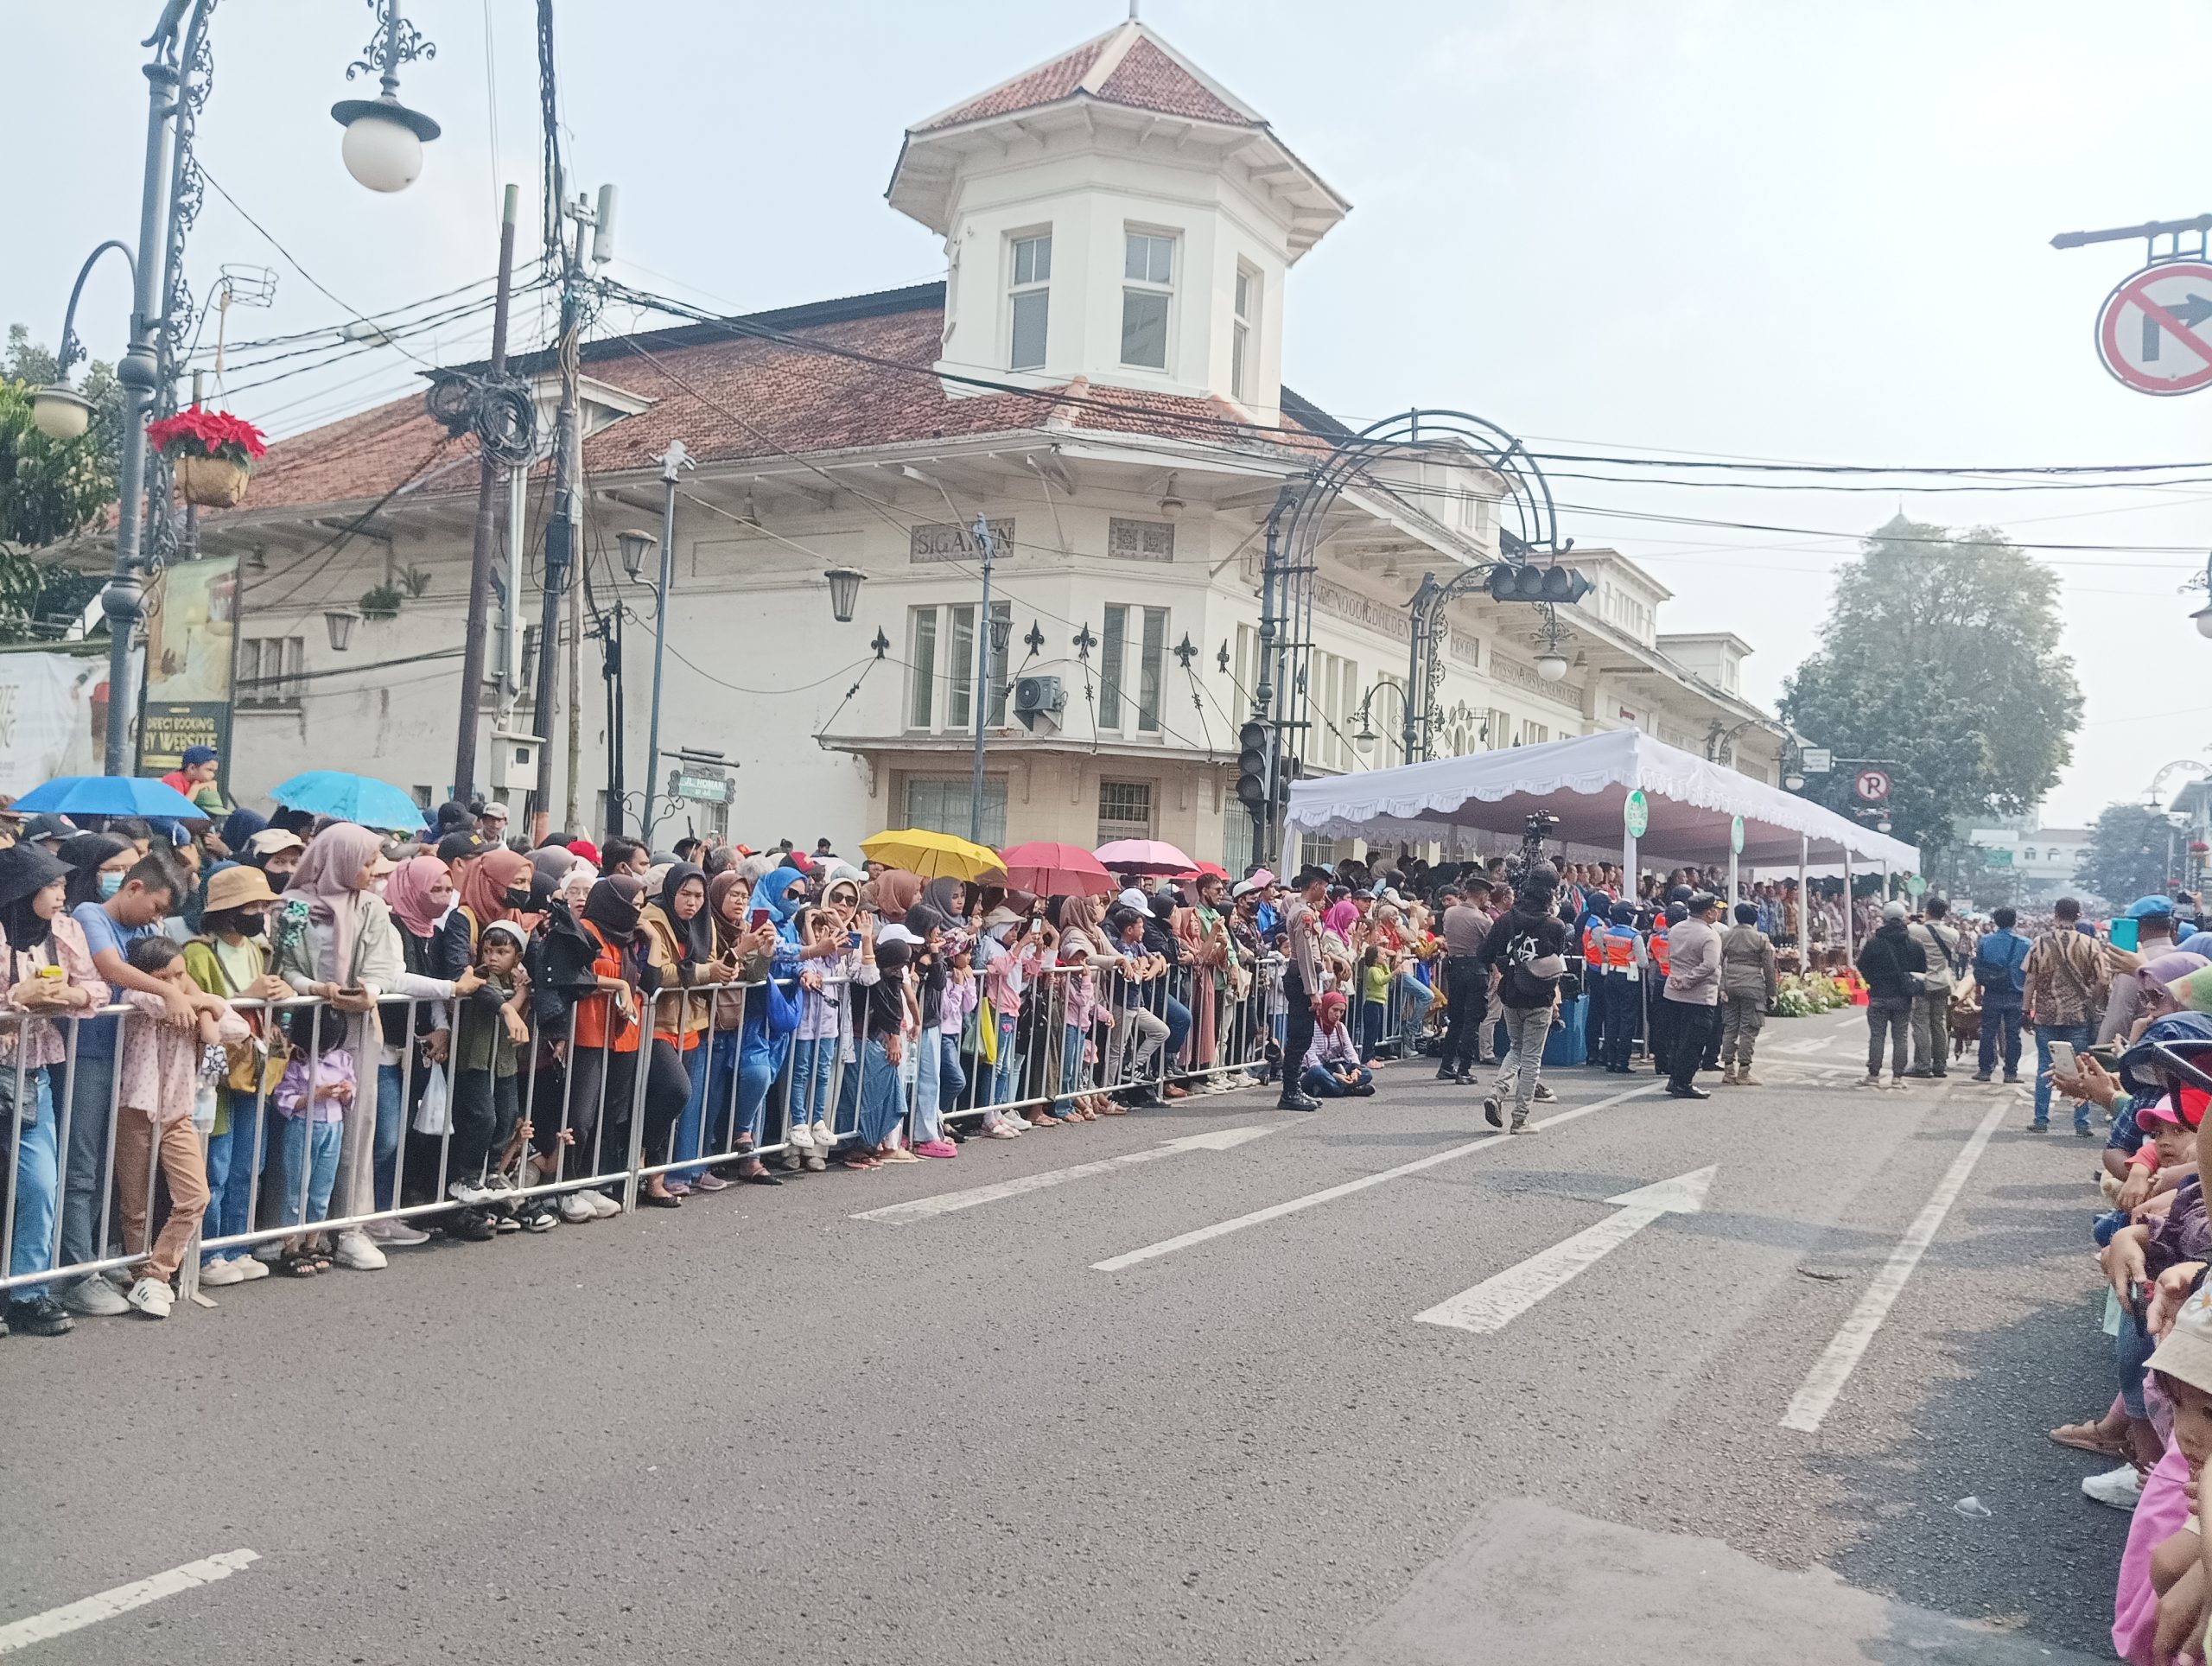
1300, 989, 1372, 1098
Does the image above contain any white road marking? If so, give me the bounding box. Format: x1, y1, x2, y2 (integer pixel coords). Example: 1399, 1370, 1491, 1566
1091, 1083, 1665, 1273
0, 1548, 259, 1655
1414, 1165, 1716, 1333
854, 1125, 1280, 1224
1779, 1094, 2014, 1433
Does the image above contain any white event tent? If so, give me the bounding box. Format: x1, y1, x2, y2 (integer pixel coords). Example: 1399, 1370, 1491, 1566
1284, 728, 1921, 963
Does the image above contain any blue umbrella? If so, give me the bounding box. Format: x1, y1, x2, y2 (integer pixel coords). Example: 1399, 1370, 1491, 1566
10, 777, 205, 818
270, 771, 428, 832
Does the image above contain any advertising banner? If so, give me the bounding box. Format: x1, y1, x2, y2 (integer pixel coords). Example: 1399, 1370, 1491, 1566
137, 556, 239, 782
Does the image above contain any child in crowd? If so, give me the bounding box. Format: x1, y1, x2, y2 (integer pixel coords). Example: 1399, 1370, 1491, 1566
447, 920, 532, 1217
1358, 944, 1391, 1067
937, 939, 978, 1140
111, 936, 247, 1318
270, 1008, 357, 1275
785, 904, 874, 1171
1300, 990, 1374, 1099
850, 930, 917, 1168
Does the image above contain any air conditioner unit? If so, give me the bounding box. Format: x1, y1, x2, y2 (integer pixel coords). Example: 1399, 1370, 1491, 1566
1013, 674, 1065, 734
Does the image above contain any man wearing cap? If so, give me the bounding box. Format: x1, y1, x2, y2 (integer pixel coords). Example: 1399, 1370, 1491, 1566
157, 745, 226, 818
1662, 893, 1724, 1099
2102, 895, 2183, 1046
19, 814, 76, 854
475, 801, 511, 846
1435, 883, 1493, 1084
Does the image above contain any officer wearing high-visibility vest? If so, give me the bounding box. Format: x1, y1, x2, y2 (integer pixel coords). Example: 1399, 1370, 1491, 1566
1646, 897, 1688, 1075
1599, 899, 1646, 1072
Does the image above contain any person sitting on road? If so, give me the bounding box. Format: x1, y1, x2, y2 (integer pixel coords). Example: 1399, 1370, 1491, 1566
1300, 991, 1373, 1099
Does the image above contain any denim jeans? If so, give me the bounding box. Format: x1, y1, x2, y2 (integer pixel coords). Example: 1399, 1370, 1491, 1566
701, 1030, 743, 1156
373, 1060, 405, 1212
1054, 1022, 1087, 1115
1161, 995, 1192, 1075
1491, 1004, 1554, 1123
789, 1036, 837, 1134
990, 1014, 1020, 1108
735, 1046, 777, 1148
669, 1040, 710, 1179
1866, 997, 1911, 1078
1301, 1062, 1371, 1097
2034, 1022, 2094, 1129
1360, 1000, 1387, 1059
7, 1067, 60, 1302
60, 1045, 118, 1275
938, 1033, 967, 1118
202, 1089, 266, 1262
1978, 1001, 2024, 1078
276, 1116, 344, 1228
912, 1027, 943, 1144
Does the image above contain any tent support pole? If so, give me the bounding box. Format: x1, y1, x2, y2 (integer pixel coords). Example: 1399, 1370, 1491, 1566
1798, 835, 1809, 970
1842, 844, 1853, 969
1726, 846, 1738, 911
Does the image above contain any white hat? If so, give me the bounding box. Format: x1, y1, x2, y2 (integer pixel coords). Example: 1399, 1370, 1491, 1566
875, 922, 922, 947
481, 919, 528, 949
2147, 1284, 2212, 1395
1117, 887, 1150, 912
480, 801, 511, 820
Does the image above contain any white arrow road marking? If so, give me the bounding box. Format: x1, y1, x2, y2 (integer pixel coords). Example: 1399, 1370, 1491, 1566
0, 1549, 259, 1656
1091, 1082, 1665, 1272
1779, 1094, 2013, 1434
854, 1125, 1280, 1225
1413, 1166, 1716, 1333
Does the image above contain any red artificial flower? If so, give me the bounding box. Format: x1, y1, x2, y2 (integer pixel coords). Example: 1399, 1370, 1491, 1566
145, 406, 269, 466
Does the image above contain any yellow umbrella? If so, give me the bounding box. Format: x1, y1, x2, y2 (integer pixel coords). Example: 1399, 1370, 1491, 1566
859, 827, 1006, 882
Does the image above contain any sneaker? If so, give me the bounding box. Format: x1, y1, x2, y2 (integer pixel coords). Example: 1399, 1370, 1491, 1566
2082, 1464, 2145, 1511
1533, 1083, 1557, 1103
124, 1276, 174, 1319
1508, 1121, 1535, 1135
493, 1214, 523, 1233
1737, 1072, 1764, 1087
586, 1191, 623, 1218
198, 1257, 248, 1288
447, 1179, 497, 1207
558, 1193, 597, 1224
1483, 1096, 1503, 1129
1969, 1072, 1992, 1084
810, 1121, 835, 1150
1004, 1114, 1032, 1130
232, 1256, 270, 1282
58, 1275, 130, 1318
365, 1219, 429, 1247
914, 1140, 958, 1159
788, 1122, 815, 1151
688, 1171, 732, 1193
5, 1295, 73, 1337
1857, 1073, 1883, 1090
2002, 1074, 2023, 1084
521, 1205, 558, 1232
333, 1230, 387, 1271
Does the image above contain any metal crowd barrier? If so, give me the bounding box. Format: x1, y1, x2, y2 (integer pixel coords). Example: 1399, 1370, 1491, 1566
0, 951, 1301, 1309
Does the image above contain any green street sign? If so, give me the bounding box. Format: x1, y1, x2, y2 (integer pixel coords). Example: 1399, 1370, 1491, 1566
1729, 815, 1745, 855
1983, 849, 2013, 868
1905, 875, 1928, 897
1624, 789, 1649, 839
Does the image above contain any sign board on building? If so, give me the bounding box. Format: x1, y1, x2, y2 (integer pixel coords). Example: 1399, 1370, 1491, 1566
1983, 849, 2014, 868
1624, 789, 1649, 838
909, 519, 1014, 564
2097, 260, 2212, 396
1906, 875, 1928, 897
137, 556, 239, 785
1800, 747, 1833, 773
671, 771, 735, 804
0, 650, 102, 796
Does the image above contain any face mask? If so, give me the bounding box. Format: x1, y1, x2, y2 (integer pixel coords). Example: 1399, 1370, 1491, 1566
371, 878, 389, 898
267, 869, 290, 893
237, 915, 267, 939
99, 871, 124, 900
505, 888, 532, 910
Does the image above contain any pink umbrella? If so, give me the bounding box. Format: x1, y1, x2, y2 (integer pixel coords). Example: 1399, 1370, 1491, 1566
998, 841, 1115, 898
1095, 838, 1198, 878
1193, 861, 1229, 881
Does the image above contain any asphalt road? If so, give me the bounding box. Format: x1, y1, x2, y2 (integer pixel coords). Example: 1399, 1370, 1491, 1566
0, 1009, 2130, 1664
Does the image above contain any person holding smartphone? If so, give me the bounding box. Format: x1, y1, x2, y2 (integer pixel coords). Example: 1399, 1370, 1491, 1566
2019, 897, 2107, 1118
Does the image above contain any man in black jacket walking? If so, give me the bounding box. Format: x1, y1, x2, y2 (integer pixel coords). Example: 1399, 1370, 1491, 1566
1855, 900, 1926, 1090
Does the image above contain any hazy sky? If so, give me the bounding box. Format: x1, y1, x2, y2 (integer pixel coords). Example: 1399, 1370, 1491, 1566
12, 0, 2212, 827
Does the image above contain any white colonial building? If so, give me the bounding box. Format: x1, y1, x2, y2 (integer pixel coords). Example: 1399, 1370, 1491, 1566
194, 20, 1783, 863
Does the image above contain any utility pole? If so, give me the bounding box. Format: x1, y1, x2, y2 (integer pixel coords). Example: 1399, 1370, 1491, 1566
640, 439, 691, 848
453, 181, 518, 803
968, 512, 995, 845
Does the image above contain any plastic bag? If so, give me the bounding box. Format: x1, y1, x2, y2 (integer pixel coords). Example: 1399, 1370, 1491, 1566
412, 1067, 450, 1136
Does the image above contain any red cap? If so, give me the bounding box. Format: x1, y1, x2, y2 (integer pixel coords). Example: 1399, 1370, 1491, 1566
565, 838, 601, 866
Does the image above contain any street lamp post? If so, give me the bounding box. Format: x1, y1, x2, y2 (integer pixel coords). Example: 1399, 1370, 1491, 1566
35, 0, 439, 777
638, 441, 692, 848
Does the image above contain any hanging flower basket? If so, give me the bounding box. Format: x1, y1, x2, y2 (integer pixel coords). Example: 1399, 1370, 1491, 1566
146, 407, 268, 508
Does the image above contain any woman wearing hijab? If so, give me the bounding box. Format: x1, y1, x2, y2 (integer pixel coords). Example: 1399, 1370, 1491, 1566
703, 871, 774, 1168
0, 843, 108, 1336
900, 900, 956, 1152
267, 823, 407, 1271
722, 866, 813, 1170
219, 807, 267, 862
641, 863, 759, 1190
58, 833, 135, 914
1046, 893, 1115, 1122
854, 932, 916, 1162
873, 868, 925, 920
374, 854, 499, 1241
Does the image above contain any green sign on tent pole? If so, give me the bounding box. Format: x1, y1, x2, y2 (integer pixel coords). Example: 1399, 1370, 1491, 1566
1624, 790, 1649, 839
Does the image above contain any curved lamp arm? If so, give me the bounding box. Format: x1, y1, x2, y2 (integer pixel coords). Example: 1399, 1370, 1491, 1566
54, 240, 138, 378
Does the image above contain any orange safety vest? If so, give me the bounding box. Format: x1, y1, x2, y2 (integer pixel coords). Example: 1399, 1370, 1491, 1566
572, 921, 642, 1054
1650, 928, 1670, 979
1603, 928, 1637, 971
1581, 922, 1605, 963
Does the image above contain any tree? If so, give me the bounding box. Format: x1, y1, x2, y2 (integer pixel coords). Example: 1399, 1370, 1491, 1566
2076, 803, 2173, 906
1777, 516, 2082, 855
0, 325, 124, 642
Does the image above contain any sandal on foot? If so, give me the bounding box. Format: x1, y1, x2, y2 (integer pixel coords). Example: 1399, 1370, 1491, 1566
2050, 1421, 2129, 1458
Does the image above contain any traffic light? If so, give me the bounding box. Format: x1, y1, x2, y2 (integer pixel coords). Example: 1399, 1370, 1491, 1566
1485, 563, 1594, 604
1236, 721, 1269, 807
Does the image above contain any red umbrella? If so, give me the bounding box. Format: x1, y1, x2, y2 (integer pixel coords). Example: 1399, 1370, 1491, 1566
1192, 861, 1229, 881
1095, 838, 1198, 878
998, 840, 1115, 897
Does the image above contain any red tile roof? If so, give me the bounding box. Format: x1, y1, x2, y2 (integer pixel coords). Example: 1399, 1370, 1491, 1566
229, 285, 1319, 516
1094, 37, 1246, 125
916, 23, 1256, 134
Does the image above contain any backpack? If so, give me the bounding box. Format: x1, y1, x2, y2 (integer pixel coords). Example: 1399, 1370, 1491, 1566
1504, 927, 1559, 1002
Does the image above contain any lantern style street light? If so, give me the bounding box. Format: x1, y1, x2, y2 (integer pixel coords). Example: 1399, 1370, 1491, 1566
823, 567, 866, 624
